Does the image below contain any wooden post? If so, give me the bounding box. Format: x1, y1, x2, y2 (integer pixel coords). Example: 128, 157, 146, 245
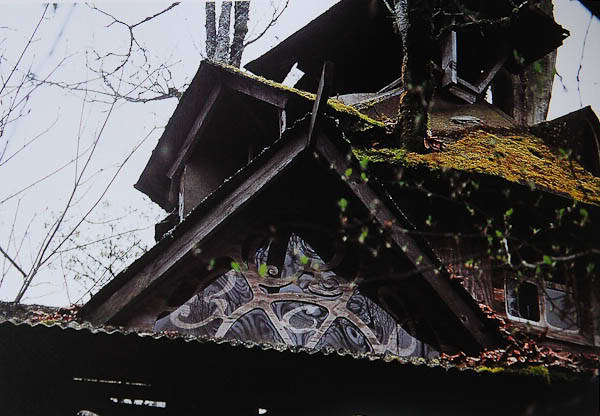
307, 61, 334, 148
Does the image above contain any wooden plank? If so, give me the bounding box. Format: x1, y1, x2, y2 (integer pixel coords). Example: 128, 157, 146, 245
308, 61, 334, 148
221, 71, 289, 109
441, 31, 457, 88
167, 82, 223, 180
86, 130, 309, 325
449, 85, 476, 104
456, 77, 479, 94
314, 133, 499, 349
474, 54, 508, 94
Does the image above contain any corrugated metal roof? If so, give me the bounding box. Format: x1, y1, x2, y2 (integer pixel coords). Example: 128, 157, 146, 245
1, 302, 597, 377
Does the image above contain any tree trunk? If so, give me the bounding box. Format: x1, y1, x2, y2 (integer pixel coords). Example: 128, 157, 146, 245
229, 1, 250, 67
492, 2, 556, 125
214, 1, 233, 63
393, 0, 435, 153
205, 2, 217, 60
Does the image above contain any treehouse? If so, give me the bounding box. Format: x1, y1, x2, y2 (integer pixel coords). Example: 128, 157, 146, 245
1, 0, 599, 415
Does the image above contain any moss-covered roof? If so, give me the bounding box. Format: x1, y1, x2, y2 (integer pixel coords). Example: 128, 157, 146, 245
354, 129, 600, 205
208, 60, 386, 128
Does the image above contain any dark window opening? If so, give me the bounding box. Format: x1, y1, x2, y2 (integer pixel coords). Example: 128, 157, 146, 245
506, 280, 540, 322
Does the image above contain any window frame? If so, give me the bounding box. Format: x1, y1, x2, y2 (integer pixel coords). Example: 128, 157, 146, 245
504, 278, 580, 334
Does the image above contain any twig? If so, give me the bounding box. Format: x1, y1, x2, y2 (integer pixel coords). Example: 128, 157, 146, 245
0, 244, 27, 278
576, 13, 593, 108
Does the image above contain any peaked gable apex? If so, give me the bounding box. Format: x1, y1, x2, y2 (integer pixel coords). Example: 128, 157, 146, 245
81, 117, 501, 354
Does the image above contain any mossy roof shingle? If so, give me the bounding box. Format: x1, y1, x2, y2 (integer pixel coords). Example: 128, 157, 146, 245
353, 129, 600, 205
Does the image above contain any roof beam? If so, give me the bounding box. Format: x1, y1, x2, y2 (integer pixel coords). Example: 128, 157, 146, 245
167, 82, 222, 180
220, 71, 289, 109
314, 132, 500, 349
83, 129, 309, 325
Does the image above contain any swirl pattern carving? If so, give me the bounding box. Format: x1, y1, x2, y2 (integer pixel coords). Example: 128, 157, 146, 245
155, 234, 438, 358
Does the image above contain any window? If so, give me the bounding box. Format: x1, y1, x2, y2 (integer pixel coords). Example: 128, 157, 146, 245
545, 287, 578, 331
505, 279, 579, 332
506, 280, 540, 322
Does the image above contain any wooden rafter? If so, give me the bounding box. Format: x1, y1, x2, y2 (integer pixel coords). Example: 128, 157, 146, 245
313, 132, 501, 349
83, 129, 309, 325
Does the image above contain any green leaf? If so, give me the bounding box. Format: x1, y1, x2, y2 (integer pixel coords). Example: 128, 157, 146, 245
495, 230, 503, 238
258, 263, 267, 277
579, 208, 589, 226
231, 261, 241, 272
344, 168, 353, 178
300, 255, 309, 265
338, 198, 348, 212
465, 204, 475, 216
505, 208, 513, 217
358, 227, 368, 244
359, 158, 368, 170
543, 255, 553, 266
361, 172, 368, 182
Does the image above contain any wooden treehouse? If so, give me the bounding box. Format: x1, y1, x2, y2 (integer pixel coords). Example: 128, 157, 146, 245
1, 1, 598, 415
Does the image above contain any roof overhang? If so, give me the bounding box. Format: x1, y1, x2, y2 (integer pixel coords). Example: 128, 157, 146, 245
3, 306, 597, 415
83, 105, 503, 354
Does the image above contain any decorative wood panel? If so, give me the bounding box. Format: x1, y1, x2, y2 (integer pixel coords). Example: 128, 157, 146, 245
156, 234, 438, 358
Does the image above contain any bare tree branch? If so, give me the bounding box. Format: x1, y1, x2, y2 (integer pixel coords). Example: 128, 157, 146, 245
576, 13, 593, 108
0, 5, 47, 97
243, 0, 289, 50
0, 244, 27, 278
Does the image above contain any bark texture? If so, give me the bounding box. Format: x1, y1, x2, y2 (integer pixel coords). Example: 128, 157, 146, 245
229, 1, 250, 67
393, 0, 435, 153
492, 2, 556, 125
214, 1, 233, 63
205, 2, 217, 59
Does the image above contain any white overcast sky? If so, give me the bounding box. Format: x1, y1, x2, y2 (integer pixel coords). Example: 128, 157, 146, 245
0, 0, 598, 306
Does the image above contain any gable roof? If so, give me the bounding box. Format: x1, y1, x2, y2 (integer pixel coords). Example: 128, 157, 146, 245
85, 61, 600, 353
139, 61, 600, 214
84, 117, 502, 352
136, 60, 382, 211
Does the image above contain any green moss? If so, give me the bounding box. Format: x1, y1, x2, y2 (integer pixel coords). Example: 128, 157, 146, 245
354, 129, 600, 205
505, 365, 551, 384
476, 365, 551, 384
353, 146, 408, 163
207, 60, 385, 128
476, 366, 506, 374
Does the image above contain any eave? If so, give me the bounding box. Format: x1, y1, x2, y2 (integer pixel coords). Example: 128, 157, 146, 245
3, 302, 597, 415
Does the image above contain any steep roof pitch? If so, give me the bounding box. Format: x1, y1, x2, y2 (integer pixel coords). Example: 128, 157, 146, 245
83, 114, 501, 353
85, 62, 600, 347
139, 61, 600, 212
354, 128, 600, 205
351, 92, 600, 205
135, 60, 382, 210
